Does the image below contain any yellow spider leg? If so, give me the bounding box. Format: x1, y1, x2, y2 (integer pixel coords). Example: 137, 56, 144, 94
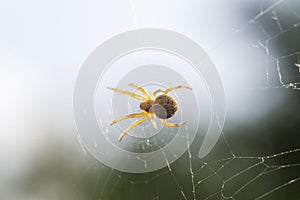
163, 85, 192, 94
150, 114, 157, 129
152, 89, 164, 98
110, 112, 147, 126
152, 86, 192, 98
160, 119, 187, 127
118, 114, 150, 141
129, 83, 152, 100
107, 87, 148, 101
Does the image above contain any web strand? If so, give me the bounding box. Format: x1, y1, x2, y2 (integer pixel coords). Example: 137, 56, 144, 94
84, 1, 300, 199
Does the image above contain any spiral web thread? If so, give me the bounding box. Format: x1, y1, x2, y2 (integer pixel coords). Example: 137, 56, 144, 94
77, 0, 300, 199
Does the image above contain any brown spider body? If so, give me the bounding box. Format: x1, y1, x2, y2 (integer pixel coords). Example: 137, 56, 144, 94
140, 100, 154, 113
107, 84, 191, 141
140, 95, 178, 119
153, 95, 177, 119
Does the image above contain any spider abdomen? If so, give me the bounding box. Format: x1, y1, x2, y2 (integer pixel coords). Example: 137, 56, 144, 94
153, 95, 178, 119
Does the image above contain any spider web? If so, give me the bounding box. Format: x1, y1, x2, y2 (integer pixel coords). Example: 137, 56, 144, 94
74, 0, 300, 199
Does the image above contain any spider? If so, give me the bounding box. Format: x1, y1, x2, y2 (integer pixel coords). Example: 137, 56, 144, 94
107, 83, 192, 141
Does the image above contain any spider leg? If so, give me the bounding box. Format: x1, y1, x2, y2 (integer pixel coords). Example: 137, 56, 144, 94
118, 114, 150, 141
160, 119, 187, 127
107, 87, 148, 101
150, 114, 157, 129
152, 86, 192, 98
129, 83, 152, 100
162, 85, 192, 94
152, 89, 164, 98
110, 112, 147, 126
